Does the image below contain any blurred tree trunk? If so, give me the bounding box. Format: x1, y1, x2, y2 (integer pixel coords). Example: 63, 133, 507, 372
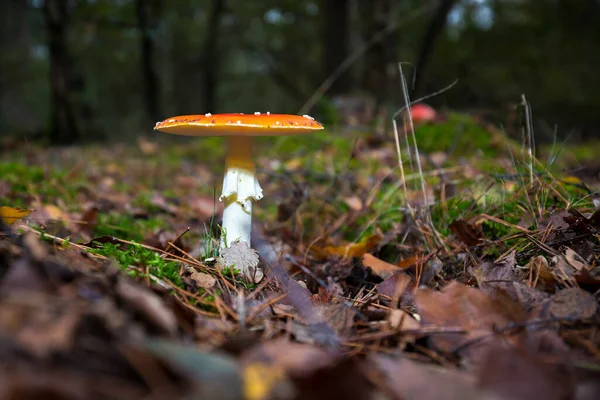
361, 0, 398, 108
43, 0, 79, 144
1, 0, 33, 134
135, 0, 162, 125
202, 0, 225, 112
322, 0, 350, 95
413, 0, 457, 97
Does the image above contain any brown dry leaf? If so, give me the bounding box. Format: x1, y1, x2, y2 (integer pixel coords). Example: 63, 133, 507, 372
241, 339, 336, 378
0, 206, 32, 226
474, 252, 518, 287
343, 195, 363, 211
449, 218, 484, 246
564, 247, 588, 272
115, 278, 178, 336
388, 309, 420, 331
542, 288, 597, 320
242, 340, 372, 400
188, 195, 222, 220
376, 271, 413, 304
17, 307, 81, 358
314, 303, 355, 336
150, 192, 180, 215
414, 281, 528, 362
69, 202, 98, 237
573, 268, 600, 287
472, 253, 548, 310
527, 255, 555, 285
477, 344, 575, 400
396, 254, 421, 269
362, 253, 399, 279
189, 271, 216, 289
372, 355, 487, 400
28, 204, 67, 225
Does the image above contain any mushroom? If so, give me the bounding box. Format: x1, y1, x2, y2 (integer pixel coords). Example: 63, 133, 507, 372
409, 103, 437, 124
154, 113, 324, 251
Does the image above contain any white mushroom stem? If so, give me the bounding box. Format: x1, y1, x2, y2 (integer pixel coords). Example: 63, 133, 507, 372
219, 135, 263, 248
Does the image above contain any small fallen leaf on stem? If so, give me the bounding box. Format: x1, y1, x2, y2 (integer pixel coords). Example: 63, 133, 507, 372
0, 206, 32, 225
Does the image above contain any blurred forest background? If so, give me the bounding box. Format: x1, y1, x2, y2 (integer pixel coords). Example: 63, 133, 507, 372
1, 0, 599, 145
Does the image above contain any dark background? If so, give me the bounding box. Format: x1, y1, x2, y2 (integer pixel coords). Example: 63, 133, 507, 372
2, 0, 599, 145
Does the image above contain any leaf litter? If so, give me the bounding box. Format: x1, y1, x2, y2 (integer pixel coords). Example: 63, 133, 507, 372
1, 122, 600, 399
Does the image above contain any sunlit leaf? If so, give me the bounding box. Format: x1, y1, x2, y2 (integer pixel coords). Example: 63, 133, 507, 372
0, 205, 32, 225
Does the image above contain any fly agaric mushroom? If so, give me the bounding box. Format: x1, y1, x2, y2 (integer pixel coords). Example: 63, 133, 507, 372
409, 103, 437, 124
154, 113, 324, 251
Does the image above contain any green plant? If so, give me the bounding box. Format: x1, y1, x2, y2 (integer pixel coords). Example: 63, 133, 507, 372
89, 241, 183, 287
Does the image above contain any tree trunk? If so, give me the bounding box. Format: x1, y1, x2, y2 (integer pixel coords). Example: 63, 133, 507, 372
202, 0, 225, 112
413, 0, 458, 97
322, 0, 350, 95
361, 0, 397, 108
43, 0, 78, 144
135, 0, 161, 125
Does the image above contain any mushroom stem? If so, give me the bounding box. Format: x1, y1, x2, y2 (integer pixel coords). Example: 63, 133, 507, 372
219, 136, 263, 248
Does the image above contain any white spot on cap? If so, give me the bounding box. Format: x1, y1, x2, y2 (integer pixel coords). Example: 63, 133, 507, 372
205, 113, 212, 116
303, 114, 315, 120
154, 121, 160, 126
168, 119, 175, 122
275, 121, 281, 125
254, 112, 261, 115
266, 111, 270, 115
237, 120, 242, 124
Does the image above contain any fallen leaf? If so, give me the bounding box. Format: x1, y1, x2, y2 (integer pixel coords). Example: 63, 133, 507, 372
388, 308, 420, 331
343, 195, 363, 211
542, 288, 597, 320
115, 278, 178, 336
189, 271, 216, 289
362, 253, 399, 279
189, 195, 222, 220
244, 362, 288, 400
150, 192, 180, 215
449, 218, 484, 246
241, 339, 335, 377
564, 247, 588, 272
414, 281, 528, 363
376, 271, 413, 304
314, 233, 383, 259
396, 254, 421, 269
219, 241, 263, 283
28, 204, 68, 225
372, 355, 483, 400
0, 205, 32, 225
477, 344, 575, 400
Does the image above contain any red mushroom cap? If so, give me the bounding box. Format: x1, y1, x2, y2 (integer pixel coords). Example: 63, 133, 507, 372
154, 112, 324, 137
410, 104, 437, 123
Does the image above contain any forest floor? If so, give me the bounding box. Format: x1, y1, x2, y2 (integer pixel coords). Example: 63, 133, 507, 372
1, 112, 600, 400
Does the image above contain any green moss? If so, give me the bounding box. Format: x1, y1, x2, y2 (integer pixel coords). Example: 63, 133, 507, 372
0, 161, 75, 204
92, 212, 167, 242
412, 112, 518, 160
88, 241, 182, 287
